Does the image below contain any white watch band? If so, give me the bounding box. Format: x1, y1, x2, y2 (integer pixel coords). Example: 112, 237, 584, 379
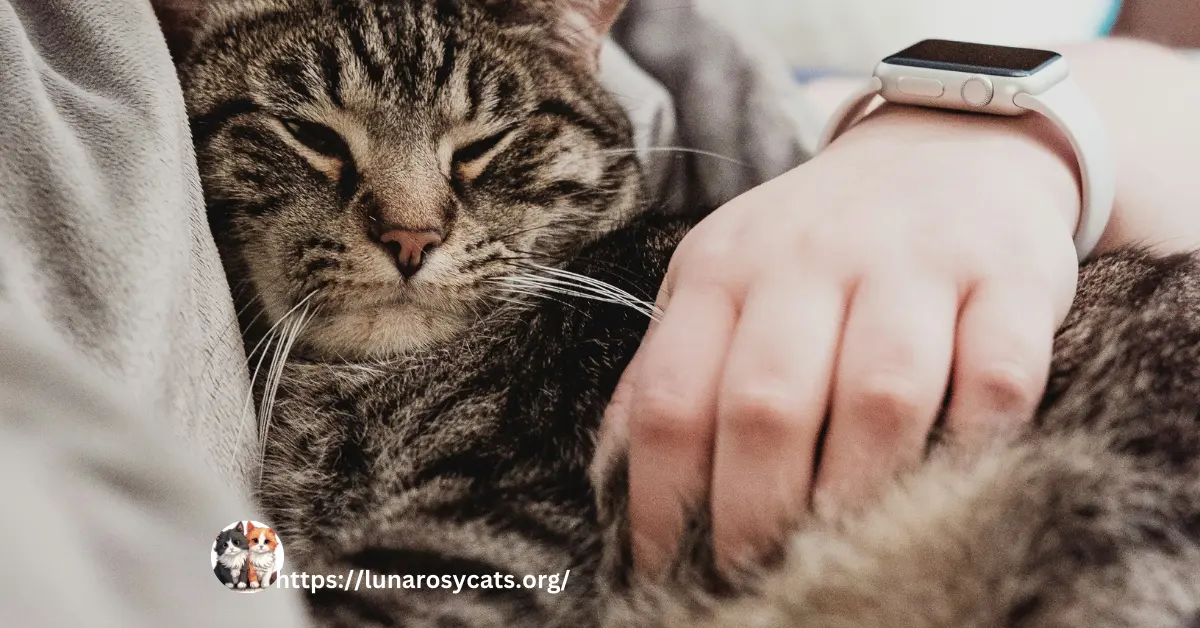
1013, 78, 1114, 261
818, 75, 1114, 262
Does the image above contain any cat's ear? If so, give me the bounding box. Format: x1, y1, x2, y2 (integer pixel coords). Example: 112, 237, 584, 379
244, 521, 256, 533
487, 0, 628, 72
150, 0, 274, 61
150, 0, 209, 60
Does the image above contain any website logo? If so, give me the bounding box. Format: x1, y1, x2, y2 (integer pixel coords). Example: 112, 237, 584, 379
210, 520, 286, 591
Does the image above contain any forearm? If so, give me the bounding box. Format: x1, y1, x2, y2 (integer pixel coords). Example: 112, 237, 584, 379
1063, 38, 1200, 254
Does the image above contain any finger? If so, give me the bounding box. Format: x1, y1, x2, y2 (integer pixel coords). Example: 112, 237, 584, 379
943, 283, 1054, 450
814, 276, 958, 513
627, 285, 737, 576
711, 276, 845, 571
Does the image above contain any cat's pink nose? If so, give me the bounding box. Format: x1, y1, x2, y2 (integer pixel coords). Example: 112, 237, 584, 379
377, 228, 443, 278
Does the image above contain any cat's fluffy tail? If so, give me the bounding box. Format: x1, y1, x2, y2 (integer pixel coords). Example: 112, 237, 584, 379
609, 433, 1200, 628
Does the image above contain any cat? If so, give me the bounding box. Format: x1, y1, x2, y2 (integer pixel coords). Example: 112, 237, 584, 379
213, 522, 251, 589
245, 521, 280, 589
164, 0, 1200, 626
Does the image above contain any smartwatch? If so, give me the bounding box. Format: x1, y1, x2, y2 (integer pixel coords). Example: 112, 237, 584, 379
818, 39, 1115, 261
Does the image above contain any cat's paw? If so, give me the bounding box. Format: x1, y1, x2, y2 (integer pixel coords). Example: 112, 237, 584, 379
237, 582, 247, 589
225, 582, 234, 589
250, 581, 260, 588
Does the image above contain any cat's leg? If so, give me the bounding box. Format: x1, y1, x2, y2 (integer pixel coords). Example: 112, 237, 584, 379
602, 433, 1200, 628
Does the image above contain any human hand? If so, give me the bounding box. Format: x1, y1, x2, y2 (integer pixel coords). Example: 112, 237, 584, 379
596, 105, 1085, 577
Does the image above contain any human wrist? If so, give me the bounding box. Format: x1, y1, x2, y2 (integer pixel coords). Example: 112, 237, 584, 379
820, 103, 1084, 240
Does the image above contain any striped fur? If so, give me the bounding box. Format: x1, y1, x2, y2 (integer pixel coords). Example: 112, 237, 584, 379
175, 1, 1200, 627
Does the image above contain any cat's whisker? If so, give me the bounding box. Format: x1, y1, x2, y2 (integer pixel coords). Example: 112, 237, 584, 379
523, 264, 652, 300
499, 278, 608, 305
493, 214, 629, 245
507, 264, 661, 317
197, 293, 271, 462
503, 248, 653, 287
492, 295, 534, 310
257, 302, 317, 487
492, 266, 663, 321
598, 146, 750, 167
497, 276, 635, 310
489, 284, 593, 318
234, 327, 279, 473
193, 278, 267, 405
499, 275, 626, 305
231, 291, 318, 473
244, 292, 319, 368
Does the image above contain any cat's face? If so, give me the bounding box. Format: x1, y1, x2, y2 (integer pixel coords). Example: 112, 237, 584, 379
179, 0, 640, 358
216, 526, 249, 556
245, 523, 279, 554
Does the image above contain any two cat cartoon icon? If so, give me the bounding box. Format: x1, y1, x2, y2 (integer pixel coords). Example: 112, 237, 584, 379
211, 520, 286, 591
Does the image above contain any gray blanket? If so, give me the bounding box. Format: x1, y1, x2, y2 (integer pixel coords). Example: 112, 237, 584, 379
0, 0, 810, 624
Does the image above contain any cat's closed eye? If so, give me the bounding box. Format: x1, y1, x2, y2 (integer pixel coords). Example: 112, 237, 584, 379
282, 119, 351, 159
452, 127, 513, 180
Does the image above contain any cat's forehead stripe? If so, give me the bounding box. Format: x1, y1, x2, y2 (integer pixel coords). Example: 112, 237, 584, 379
337, 2, 387, 88
317, 41, 345, 109
257, 4, 514, 122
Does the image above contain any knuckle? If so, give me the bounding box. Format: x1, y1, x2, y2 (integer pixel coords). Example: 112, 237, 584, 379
721, 386, 809, 445
672, 231, 748, 288
676, 229, 731, 265
970, 363, 1042, 413
851, 375, 930, 437
631, 385, 709, 448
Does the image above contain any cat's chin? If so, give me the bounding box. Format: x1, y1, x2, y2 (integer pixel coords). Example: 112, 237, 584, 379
297, 305, 474, 360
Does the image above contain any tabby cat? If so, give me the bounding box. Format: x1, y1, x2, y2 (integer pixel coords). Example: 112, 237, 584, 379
166, 0, 1200, 626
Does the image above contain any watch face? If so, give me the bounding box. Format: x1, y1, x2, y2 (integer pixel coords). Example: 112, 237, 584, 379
884, 39, 1061, 77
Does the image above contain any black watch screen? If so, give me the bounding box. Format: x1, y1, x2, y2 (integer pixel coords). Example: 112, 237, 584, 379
884, 39, 1062, 77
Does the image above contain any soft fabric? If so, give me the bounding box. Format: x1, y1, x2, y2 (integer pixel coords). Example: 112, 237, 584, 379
0, 0, 308, 622
0, 0, 256, 489
0, 303, 308, 625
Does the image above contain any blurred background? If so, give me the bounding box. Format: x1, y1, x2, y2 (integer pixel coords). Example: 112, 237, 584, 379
695, 0, 1125, 73
694, 0, 1200, 74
